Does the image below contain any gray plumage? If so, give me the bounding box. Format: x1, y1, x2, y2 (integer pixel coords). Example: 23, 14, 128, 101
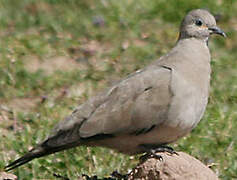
5, 9, 226, 171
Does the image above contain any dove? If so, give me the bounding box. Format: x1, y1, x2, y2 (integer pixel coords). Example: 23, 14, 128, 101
5, 9, 226, 171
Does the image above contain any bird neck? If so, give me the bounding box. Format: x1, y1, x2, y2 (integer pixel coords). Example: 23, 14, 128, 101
177, 33, 209, 46
176, 37, 209, 52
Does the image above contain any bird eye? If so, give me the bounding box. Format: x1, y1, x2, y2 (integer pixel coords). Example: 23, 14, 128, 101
195, 19, 203, 26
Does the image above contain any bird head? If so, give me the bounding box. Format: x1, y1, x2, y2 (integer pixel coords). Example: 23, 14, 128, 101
179, 9, 226, 41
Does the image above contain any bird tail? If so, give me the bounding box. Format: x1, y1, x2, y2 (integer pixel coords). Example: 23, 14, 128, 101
4, 139, 79, 171
5, 147, 43, 171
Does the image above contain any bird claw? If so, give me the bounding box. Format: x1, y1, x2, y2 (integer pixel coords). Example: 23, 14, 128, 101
156, 145, 179, 155
139, 151, 163, 163
139, 145, 178, 163
82, 174, 99, 180
111, 170, 128, 180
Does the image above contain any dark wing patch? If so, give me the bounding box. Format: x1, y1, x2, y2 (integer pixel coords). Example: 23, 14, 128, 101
144, 86, 153, 91
131, 125, 156, 136
80, 133, 115, 141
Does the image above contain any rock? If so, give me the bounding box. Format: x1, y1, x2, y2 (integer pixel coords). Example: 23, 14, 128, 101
0, 172, 17, 180
127, 152, 219, 180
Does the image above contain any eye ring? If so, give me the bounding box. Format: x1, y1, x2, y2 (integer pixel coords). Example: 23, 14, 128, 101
195, 19, 203, 26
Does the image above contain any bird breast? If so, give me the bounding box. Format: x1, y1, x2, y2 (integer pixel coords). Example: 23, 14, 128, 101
161, 67, 210, 142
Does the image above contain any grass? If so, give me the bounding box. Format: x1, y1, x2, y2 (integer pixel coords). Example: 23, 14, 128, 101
0, 0, 236, 179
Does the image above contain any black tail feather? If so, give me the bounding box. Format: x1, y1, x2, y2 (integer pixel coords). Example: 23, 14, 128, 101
5, 127, 115, 171
5, 152, 37, 171
5, 140, 80, 171
5, 126, 85, 171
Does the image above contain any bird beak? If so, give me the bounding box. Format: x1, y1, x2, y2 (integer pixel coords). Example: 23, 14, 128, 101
208, 26, 226, 37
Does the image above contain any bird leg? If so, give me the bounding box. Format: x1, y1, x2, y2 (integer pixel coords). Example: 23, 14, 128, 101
111, 170, 128, 180
139, 144, 178, 162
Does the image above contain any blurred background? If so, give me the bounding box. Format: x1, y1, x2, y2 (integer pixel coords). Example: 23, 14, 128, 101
0, 0, 236, 179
